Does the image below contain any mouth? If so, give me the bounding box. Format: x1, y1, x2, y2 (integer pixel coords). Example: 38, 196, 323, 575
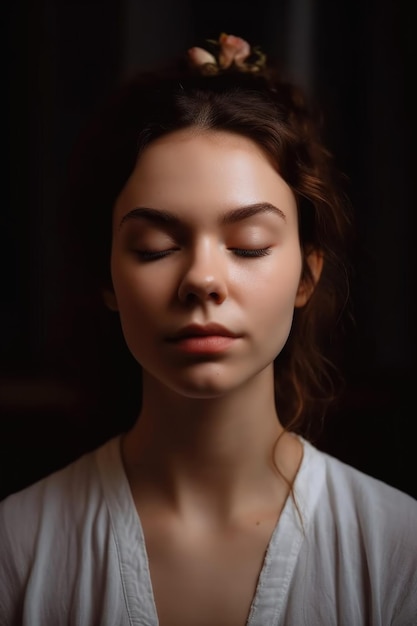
167, 323, 239, 341
166, 324, 241, 354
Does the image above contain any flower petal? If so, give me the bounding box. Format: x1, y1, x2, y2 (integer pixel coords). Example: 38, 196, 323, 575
218, 34, 251, 68
187, 46, 217, 67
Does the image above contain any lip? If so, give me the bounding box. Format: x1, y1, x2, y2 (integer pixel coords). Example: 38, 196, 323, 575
170, 335, 237, 354
166, 323, 241, 354
167, 323, 239, 341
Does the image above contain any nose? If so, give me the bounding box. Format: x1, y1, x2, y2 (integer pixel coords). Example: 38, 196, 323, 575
177, 239, 228, 306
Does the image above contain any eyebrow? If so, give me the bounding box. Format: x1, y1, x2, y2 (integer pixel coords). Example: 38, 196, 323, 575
221, 202, 286, 224
118, 202, 286, 229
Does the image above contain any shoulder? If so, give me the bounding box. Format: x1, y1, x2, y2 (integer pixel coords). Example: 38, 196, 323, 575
301, 438, 417, 560
0, 436, 121, 553
296, 440, 417, 622
318, 443, 417, 515
2, 445, 94, 519
0, 435, 130, 624
299, 437, 417, 550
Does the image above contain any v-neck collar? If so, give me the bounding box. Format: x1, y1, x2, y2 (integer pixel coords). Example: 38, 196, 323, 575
96, 434, 325, 625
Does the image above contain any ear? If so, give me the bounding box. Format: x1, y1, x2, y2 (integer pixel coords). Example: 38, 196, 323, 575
295, 249, 324, 308
102, 288, 119, 312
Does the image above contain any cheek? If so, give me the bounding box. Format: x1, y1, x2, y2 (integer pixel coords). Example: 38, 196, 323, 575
109, 259, 181, 367
115, 286, 167, 338
110, 267, 163, 364
238, 251, 302, 341
111, 253, 171, 311
247, 282, 298, 329
236, 248, 302, 304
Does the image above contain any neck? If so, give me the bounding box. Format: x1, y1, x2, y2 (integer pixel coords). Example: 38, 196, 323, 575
121, 367, 301, 522
126, 366, 281, 462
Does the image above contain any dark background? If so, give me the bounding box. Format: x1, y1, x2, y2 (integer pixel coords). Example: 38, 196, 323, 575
1, 0, 416, 500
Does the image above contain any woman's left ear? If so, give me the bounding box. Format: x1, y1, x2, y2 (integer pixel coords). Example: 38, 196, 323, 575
295, 249, 324, 307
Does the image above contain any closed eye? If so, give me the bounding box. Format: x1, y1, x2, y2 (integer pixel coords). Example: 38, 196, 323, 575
135, 248, 179, 261
135, 247, 272, 261
230, 247, 272, 258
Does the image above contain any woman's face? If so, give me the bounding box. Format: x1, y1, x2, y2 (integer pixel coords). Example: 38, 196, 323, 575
109, 129, 313, 398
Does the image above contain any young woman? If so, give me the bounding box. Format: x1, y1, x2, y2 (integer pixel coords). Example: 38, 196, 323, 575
1, 34, 416, 626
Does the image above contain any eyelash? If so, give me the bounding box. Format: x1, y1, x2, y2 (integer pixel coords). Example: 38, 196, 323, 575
135, 247, 272, 262
231, 247, 272, 258
135, 249, 176, 261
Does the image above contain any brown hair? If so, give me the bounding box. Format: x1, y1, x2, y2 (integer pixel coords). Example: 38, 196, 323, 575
65, 55, 354, 437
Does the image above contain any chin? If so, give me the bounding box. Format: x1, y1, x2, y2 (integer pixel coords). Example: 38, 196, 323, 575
159, 363, 269, 401
167, 376, 236, 400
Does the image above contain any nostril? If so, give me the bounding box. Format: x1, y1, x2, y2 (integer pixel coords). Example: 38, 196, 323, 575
185, 292, 197, 304
182, 289, 223, 305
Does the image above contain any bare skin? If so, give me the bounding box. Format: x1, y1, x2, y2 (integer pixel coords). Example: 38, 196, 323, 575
122, 383, 303, 626
109, 129, 321, 625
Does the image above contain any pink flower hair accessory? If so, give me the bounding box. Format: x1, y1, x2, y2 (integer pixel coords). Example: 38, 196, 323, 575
187, 33, 266, 76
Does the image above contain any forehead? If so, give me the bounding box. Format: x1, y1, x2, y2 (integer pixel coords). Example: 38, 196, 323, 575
113, 129, 297, 225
